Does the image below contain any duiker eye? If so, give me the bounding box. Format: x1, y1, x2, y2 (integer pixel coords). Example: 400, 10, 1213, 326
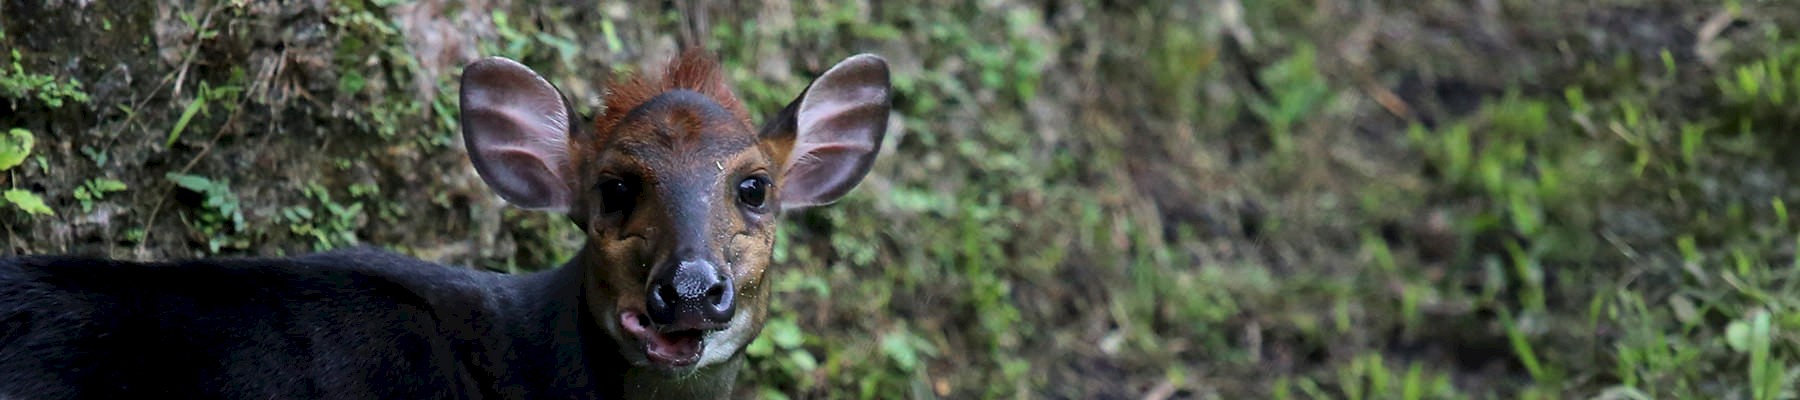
736, 176, 770, 210
597, 178, 638, 214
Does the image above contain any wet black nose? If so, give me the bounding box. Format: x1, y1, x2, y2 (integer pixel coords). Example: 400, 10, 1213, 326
645, 260, 734, 329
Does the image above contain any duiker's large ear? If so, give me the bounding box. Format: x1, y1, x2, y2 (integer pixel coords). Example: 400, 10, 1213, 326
460, 57, 574, 212
760, 54, 891, 211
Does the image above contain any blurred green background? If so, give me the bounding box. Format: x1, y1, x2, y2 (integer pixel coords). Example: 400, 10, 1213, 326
4, 0, 1800, 398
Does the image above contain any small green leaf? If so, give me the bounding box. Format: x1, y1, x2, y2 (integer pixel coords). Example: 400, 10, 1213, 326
600, 19, 623, 52
745, 333, 774, 357
1727, 320, 1751, 352
757, 388, 791, 400
338, 71, 367, 95
787, 349, 818, 372
881, 331, 919, 371
4, 189, 54, 216
0, 128, 34, 171
166, 172, 215, 192
1774, 197, 1789, 227
91, 178, 127, 192
768, 317, 803, 349
1749, 311, 1775, 400
168, 96, 207, 146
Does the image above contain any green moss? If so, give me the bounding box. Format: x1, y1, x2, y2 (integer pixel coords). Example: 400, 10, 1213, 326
0, 50, 90, 108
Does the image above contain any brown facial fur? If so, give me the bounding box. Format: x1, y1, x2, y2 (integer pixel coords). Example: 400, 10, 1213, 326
569, 50, 781, 364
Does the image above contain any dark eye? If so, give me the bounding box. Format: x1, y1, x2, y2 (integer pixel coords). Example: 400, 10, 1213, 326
736, 176, 770, 209
597, 178, 637, 214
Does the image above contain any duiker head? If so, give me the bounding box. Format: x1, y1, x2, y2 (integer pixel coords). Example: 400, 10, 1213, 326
458, 51, 890, 371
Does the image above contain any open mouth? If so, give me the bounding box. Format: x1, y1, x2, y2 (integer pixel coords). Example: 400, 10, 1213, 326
620, 310, 706, 367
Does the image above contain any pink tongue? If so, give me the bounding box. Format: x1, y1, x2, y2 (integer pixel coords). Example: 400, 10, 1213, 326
622, 311, 702, 363
646, 330, 702, 359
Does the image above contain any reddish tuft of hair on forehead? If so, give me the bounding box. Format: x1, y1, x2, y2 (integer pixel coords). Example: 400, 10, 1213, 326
590, 48, 752, 141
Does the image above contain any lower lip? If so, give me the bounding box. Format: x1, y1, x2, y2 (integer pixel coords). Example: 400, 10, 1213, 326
621, 311, 704, 366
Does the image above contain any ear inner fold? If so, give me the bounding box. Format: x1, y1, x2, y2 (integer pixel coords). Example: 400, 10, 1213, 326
459, 57, 575, 212
774, 54, 892, 211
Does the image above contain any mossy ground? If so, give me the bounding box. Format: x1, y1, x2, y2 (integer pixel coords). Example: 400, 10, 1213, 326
4, 0, 1799, 398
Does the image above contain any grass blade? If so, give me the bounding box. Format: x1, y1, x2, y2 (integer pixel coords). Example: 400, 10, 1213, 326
167, 96, 206, 146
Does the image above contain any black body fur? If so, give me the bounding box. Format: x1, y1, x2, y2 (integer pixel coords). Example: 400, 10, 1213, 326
0, 247, 626, 399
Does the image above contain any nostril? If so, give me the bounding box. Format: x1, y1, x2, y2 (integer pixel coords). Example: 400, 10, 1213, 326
705, 281, 734, 319
705, 284, 726, 304
645, 283, 674, 325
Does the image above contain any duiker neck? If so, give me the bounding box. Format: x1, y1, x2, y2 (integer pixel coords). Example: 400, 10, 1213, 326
494, 252, 623, 398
